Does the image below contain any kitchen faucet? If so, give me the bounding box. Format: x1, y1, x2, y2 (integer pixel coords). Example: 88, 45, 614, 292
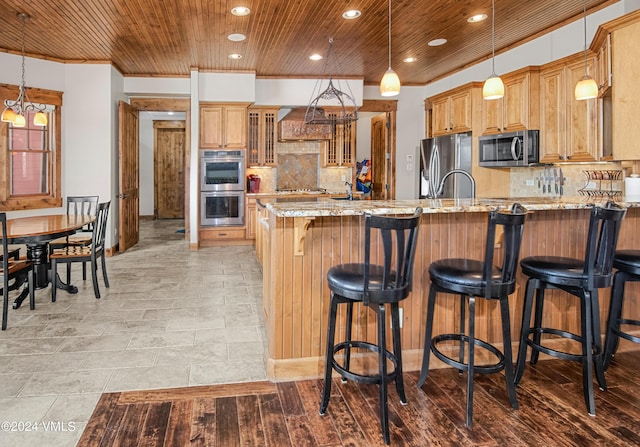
345, 181, 353, 200
435, 169, 476, 198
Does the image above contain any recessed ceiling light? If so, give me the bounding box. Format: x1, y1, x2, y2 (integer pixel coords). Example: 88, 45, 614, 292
231, 6, 251, 16
428, 38, 448, 46
403, 57, 417, 63
467, 13, 488, 23
227, 33, 246, 42
229, 53, 243, 59
342, 9, 361, 19
309, 54, 323, 61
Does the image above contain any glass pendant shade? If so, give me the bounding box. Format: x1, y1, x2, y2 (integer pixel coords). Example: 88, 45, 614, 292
483, 74, 505, 100
13, 113, 26, 127
33, 111, 48, 126
380, 68, 401, 97
1, 108, 17, 123
575, 75, 598, 100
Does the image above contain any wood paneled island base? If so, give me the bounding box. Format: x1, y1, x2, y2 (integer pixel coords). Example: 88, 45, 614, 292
259, 198, 640, 381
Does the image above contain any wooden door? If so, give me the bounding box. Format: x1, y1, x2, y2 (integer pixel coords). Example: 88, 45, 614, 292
370, 113, 388, 200
118, 101, 140, 253
154, 121, 186, 219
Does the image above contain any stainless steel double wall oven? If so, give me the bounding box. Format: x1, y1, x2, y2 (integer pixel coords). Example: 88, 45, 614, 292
200, 150, 245, 226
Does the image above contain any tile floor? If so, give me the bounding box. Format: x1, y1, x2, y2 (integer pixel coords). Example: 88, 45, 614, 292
0, 219, 266, 447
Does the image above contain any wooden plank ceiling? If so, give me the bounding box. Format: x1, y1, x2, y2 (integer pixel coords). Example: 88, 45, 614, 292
0, 0, 618, 85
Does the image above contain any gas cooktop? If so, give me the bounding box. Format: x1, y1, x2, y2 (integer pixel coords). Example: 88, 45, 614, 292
275, 188, 328, 193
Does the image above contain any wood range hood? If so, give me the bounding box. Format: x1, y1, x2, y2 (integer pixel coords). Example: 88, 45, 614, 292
278, 108, 332, 141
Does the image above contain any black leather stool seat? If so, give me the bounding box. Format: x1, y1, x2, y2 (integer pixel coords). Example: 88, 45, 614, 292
603, 249, 640, 369
419, 204, 527, 427
328, 264, 403, 303
612, 249, 640, 274
521, 256, 612, 288
515, 202, 627, 417
320, 208, 422, 445
429, 259, 517, 297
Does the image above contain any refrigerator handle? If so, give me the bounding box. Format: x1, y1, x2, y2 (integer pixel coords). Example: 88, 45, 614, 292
430, 143, 440, 196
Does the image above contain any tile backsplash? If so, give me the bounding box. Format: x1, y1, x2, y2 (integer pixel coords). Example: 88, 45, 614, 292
245, 141, 353, 193
509, 162, 623, 197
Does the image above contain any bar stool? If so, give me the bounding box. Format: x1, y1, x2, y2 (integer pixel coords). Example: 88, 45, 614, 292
515, 202, 626, 416
320, 208, 422, 445
603, 250, 640, 369
418, 204, 527, 427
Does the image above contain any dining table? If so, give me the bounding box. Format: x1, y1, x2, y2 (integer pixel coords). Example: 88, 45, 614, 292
3, 214, 95, 309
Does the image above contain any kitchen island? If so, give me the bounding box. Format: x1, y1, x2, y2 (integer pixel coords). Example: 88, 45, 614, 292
257, 197, 640, 381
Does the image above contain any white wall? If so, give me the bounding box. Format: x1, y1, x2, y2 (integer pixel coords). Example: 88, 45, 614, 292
255, 78, 363, 107
63, 64, 116, 246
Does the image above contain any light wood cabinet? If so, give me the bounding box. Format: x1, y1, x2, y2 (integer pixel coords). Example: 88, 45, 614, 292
246, 198, 257, 240
199, 227, 247, 246
248, 107, 277, 166
480, 68, 540, 135
429, 85, 477, 136
323, 120, 356, 167
609, 16, 640, 160
539, 55, 598, 163
595, 33, 612, 94
200, 103, 249, 149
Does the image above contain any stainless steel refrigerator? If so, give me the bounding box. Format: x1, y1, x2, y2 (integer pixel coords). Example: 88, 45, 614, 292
420, 132, 473, 199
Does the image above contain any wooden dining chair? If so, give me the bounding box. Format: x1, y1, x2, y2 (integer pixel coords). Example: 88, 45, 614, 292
50, 195, 99, 284
50, 201, 110, 301
1, 213, 35, 330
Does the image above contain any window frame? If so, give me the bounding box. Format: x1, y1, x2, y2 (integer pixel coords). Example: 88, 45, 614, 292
0, 83, 62, 211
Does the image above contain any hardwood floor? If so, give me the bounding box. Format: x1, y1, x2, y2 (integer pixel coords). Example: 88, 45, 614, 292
78, 351, 640, 446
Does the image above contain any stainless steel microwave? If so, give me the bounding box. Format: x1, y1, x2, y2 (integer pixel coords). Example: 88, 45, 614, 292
478, 130, 539, 167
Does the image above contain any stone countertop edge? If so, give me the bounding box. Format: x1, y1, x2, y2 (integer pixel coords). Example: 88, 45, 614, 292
264, 196, 640, 218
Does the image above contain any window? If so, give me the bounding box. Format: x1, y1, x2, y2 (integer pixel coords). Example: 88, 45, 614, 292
0, 83, 62, 211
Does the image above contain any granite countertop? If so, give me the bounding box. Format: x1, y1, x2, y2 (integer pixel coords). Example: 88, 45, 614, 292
264, 196, 640, 218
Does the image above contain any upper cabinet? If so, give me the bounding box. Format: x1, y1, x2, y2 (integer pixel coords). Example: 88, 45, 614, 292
323, 119, 356, 167
200, 103, 249, 149
248, 107, 278, 167
480, 68, 540, 135
429, 83, 480, 136
538, 54, 598, 163
608, 14, 640, 161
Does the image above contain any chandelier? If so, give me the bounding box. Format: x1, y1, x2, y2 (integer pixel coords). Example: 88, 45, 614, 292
304, 38, 358, 125
1, 13, 48, 128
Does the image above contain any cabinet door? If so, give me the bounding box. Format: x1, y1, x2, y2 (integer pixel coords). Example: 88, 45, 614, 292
539, 67, 565, 163
503, 73, 529, 131
481, 95, 504, 134
596, 33, 611, 93
566, 58, 598, 162
200, 106, 224, 148
611, 21, 640, 161
246, 199, 257, 240
431, 96, 451, 136
323, 118, 355, 167
449, 90, 472, 133
224, 106, 248, 148
248, 109, 278, 166
248, 110, 261, 165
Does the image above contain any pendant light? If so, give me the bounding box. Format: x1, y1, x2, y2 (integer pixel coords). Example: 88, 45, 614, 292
1, 13, 48, 127
575, 0, 598, 100
482, 0, 504, 100
380, 0, 400, 97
